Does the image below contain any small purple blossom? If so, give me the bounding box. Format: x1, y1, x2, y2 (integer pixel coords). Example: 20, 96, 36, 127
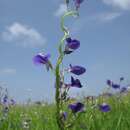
112, 83, 120, 89
64, 37, 80, 54
69, 64, 86, 75
107, 80, 112, 86
33, 53, 52, 71
120, 87, 127, 93
99, 103, 111, 112
33, 53, 50, 65
3, 95, 8, 104
68, 102, 84, 113
73, 0, 84, 10
71, 76, 82, 88
62, 112, 67, 120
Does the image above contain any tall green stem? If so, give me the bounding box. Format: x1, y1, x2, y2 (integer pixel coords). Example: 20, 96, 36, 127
55, 10, 78, 130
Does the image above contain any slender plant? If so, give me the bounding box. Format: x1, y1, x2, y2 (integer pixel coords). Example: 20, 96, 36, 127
33, 0, 87, 129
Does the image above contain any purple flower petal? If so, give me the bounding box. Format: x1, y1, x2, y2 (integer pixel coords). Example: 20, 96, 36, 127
64, 37, 80, 54
62, 112, 67, 120
73, 0, 84, 9
107, 80, 112, 86
3, 95, 8, 104
66, 37, 72, 43
70, 64, 86, 75
67, 39, 80, 50
33, 53, 50, 65
99, 103, 111, 112
68, 102, 84, 113
71, 76, 82, 88
120, 87, 127, 93
112, 83, 120, 89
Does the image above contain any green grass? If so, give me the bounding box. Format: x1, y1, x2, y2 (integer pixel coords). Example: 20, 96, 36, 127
0, 93, 130, 130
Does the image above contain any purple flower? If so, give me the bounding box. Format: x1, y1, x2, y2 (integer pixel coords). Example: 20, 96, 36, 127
106, 80, 120, 89
107, 80, 112, 86
120, 87, 127, 93
71, 76, 82, 88
33, 53, 52, 71
68, 102, 84, 113
99, 103, 111, 112
62, 112, 67, 120
69, 64, 86, 75
33, 53, 50, 65
73, 0, 84, 10
112, 83, 120, 89
3, 95, 8, 104
64, 37, 80, 54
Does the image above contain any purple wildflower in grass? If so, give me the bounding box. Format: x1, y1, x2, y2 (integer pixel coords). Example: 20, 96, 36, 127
112, 83, 120, 89
33, 53, 52, 71
3, 95, 8, 104
99, 103, 111, 112
71, 76, 82, 88
120, 87, 127, 93
68, 102, 84, 113
69, 64, 86, 75
64, 37, 80, 54
73, 0, 84, 10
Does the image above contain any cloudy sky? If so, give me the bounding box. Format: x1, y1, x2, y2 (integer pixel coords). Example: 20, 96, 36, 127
0, 0, 130, 102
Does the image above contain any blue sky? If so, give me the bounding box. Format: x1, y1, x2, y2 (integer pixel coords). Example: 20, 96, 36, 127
0, 0, 130, 103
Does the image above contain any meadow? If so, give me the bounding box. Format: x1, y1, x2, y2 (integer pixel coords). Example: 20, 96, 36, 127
0, 92, 130, 130
0, 0, 130, 130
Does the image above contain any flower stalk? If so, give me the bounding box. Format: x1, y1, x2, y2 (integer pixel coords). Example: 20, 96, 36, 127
33, 1, 86, 130
55, 10, 78, 130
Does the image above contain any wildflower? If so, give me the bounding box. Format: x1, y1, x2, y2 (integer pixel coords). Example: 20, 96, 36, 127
33, 53, 52, 71
107, 79, 120, 89
73, 0, 84, 10
106, 80, 112, 86
120, 87, 127, 93
3, 95, 8, 104
69, 64, 86, 75
99, 103, 111, 112
112, 83, 120, 89
71, 76, 82, 88
64, 37, 80, 54
68, 102, 84, 113
33, 53, 50, 64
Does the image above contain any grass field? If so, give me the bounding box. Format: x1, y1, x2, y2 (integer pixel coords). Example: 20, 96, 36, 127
0, 92, 130, 130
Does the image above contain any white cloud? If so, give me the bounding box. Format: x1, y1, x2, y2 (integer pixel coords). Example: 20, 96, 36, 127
95, 12, 122, 22
54, 4, 67, 17
71, 11, 121, 34
0, 68, 16, 75
103, 0, 130, 10
1, 22, 46, 47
